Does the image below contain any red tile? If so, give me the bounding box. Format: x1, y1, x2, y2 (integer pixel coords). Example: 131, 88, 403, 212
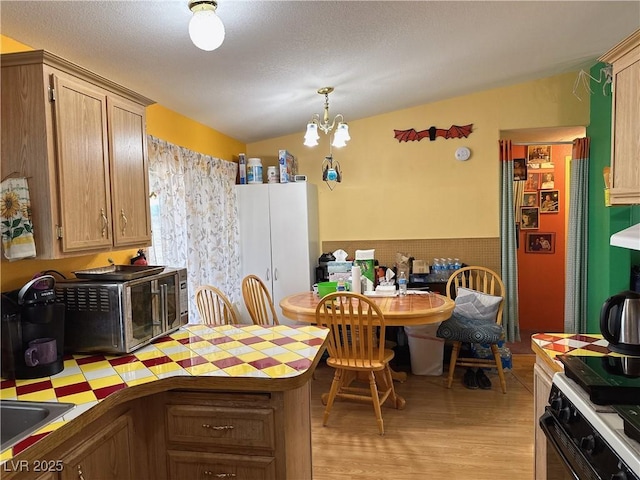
16, 380, 53, 396
212, 357, 243, 369
250, 358, 282, 370
286, 358, 313, 371
75, 355, 107, 365
93, 383, 127, 400
178, 335, 204, 345
142, 356, 173, 368
152, 335, 173, 344
210, 336, 235, 345
303, 337, 325, 347
108, 355, 139, 366
238, 336, 264, 346
569, 334, 601, 343
12, 432, 50, 455
584, 344, 610, 354
270, 337, 296, 346
54, 381, 92, 398
1, 379, 16, 389
176, 356, 209, 368
548, 343, 573, 353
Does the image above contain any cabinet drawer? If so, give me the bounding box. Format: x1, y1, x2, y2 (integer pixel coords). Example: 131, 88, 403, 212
166, 404, 275, 449
168, 450, 275, 480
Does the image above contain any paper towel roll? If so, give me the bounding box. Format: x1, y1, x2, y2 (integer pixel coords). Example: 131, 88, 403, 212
351, 265, 361, 294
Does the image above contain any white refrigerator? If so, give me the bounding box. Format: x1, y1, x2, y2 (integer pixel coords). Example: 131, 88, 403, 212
236, 182, 319, 325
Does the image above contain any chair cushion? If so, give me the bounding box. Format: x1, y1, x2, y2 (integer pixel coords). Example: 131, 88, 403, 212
436, 313, 505, 343
452, 287, 502, 322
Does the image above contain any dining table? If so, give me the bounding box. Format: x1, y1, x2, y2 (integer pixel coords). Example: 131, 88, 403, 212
279, 290, 455, 385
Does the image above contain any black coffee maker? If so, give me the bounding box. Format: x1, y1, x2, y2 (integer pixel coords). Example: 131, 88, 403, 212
316, 253, 335, 283
1, 275, 66, 379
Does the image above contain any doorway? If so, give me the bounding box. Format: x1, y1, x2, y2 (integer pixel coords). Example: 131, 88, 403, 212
501, 126, 586, 337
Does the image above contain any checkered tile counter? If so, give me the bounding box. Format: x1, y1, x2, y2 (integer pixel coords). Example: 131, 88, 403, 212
0, 323, 328, 460
531, 333, 613, 372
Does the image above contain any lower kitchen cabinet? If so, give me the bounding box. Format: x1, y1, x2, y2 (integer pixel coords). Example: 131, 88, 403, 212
59, 412, 133, 480
533, 349, 560, 480
167, 451, 276, 480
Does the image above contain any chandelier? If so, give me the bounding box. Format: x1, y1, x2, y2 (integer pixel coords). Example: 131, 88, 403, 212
188, 1, 225, 51
303, 87, 351, 148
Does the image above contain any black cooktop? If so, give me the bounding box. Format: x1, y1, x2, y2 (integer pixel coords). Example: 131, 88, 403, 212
614, 405, 640, 444
558, 355, 640, 405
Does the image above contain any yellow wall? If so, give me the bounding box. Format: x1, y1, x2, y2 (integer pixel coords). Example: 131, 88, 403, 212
0, 35, 245, 291
247, 73, 589, 242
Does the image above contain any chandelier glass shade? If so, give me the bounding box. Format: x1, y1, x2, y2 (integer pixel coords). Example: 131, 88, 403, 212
303, 87, 350, 148
189, 1, 225, 51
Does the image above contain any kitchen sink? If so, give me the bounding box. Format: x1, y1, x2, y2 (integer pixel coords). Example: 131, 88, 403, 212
0, 400, 75, 451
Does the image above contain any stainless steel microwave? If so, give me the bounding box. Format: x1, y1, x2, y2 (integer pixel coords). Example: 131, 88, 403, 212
56, 267, 188, 354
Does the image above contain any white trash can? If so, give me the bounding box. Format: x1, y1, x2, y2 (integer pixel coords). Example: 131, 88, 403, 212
404, 324, 445, 376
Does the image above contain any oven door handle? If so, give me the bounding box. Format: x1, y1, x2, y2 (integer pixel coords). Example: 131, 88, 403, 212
160, 283, 168, 330
539, 411, 599, 480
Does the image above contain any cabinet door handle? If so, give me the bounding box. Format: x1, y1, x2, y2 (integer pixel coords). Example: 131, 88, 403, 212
266, 268, 270, 281
274, 268, 278, 281
120, 209, 128, 235
77, 465, 86, 480
201, 424, 234, 431
203, 472, 236, 478
100, 209, 109, 238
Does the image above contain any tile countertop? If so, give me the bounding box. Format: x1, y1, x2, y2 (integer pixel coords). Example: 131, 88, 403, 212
531, 333, 614, 373
0, 323, 329, 460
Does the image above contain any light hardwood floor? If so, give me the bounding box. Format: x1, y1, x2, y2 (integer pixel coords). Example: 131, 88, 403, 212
311, 354, 536, 479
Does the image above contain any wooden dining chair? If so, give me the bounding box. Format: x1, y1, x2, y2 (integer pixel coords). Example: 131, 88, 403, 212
436, 266, 507, 393
241, 274, 279, 325
194, 285, 238, 326
315, 292, 403, 435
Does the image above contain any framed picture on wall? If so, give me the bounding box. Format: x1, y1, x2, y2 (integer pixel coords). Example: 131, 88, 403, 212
525, 232, 556, 254
540, 190, 559, 213
540, 172, 555, 189
524, 173, 539, 191
513, 158, 527, 181
523, 192, 538, 207
527, 144, 552, 163
521, 207, 539, 230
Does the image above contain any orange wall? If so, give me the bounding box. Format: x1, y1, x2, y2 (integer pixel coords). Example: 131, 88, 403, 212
516, 144, 572, 331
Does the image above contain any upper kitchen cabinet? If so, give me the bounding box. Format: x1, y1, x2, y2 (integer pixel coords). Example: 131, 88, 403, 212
599, 29, 640, 205
1, 50, 154, 258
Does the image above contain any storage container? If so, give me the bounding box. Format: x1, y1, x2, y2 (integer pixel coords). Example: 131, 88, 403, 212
247, 158, 263, 184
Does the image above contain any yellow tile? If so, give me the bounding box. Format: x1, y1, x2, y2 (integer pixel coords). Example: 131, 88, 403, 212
216, 341, 244, 351
88, 374, 123, 390
148, 362, 182, 376
261, 364, 297, 378
51, 373, 87, 388
1, 448, 13, 461
222, 363, 259, 376
166, 350, 196, 362
78, 360, 112, 372
568, 348, 604, 357
133, 348, 164, 360
185, 363, 219, 376
57, 391, 97, 405
202, 351, 232, 362
19, 389, 57, 402
272, 352, 303, 363
184, 340, 213, 350
36, 420, 65, 435
155, 340, 183, 350
125, 376, 157, 387
170, 330, 191, 340
236, 351, 268, 363
0, 388, 17, 399
63, 358, 80, 368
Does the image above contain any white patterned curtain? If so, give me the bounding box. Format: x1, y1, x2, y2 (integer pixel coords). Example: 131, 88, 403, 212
564, 137, 590, 333
499, 140, 520, 343
146, 136, 241, 323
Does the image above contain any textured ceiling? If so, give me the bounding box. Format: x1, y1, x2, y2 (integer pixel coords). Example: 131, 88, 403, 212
1, 1, 638, 144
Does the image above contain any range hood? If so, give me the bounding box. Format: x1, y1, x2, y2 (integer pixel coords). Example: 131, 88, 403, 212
610, 223, 640, 251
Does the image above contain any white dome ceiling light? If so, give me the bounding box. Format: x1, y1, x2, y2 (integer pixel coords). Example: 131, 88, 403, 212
188, 1, 225, 52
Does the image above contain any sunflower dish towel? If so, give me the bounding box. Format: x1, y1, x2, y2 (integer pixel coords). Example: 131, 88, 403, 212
1, 177, 36, 260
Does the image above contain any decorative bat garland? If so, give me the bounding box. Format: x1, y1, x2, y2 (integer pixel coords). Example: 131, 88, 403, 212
393, 124, 473, 142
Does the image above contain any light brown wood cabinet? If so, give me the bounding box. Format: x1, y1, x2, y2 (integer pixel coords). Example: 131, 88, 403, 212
533, 360, 554, 480
1, 50, 154, 258
599, 29, 640, 205
59, 413, 133, 480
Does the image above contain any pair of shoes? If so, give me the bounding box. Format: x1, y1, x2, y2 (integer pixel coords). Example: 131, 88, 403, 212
476, 369, 492, 390
463, 368, 478, 389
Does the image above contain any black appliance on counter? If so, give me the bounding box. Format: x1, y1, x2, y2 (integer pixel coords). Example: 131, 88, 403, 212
539, 355, 640, 479
315, 252, 335, 283
1, 275, 66, 379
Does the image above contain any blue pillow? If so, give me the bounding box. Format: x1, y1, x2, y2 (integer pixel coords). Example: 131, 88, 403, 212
453, 287, 502, 322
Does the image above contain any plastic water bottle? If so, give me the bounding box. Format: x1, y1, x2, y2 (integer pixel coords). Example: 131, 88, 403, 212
453, 258, 462, 271
432, 258, 441, 281
398, 271, 407, 296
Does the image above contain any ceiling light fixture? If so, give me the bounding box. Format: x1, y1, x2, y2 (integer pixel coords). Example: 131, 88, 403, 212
188, 1, 225, 51
303, 87, 350, 148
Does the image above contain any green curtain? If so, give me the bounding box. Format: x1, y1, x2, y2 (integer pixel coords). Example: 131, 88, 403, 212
564, 137, 590, 333
499, 140, 520, 343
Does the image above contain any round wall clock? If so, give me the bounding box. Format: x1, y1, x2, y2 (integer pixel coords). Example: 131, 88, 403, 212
455, 146, 471, 161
